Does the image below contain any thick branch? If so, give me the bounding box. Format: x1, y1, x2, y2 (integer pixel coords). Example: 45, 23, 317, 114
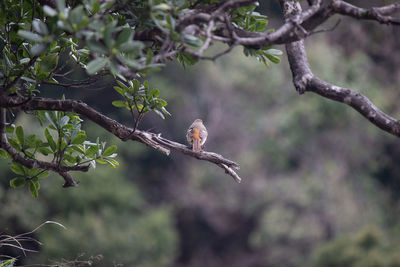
332, 0, 400, 25
282, 0, 400, 138
0, 108, 86, 187
0, 95, 242, 183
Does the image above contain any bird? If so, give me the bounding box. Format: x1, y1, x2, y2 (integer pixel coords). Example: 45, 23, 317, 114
186, 119, 208, 152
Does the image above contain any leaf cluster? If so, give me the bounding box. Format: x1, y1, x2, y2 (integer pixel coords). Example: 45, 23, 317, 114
243, 46, 283, 67
113, 79, 170, 127
1, 109, 118, 197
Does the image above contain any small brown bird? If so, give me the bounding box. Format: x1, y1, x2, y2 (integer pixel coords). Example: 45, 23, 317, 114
186, 119, 208, 152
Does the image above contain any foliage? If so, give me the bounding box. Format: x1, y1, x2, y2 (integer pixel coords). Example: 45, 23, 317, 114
3, 109, 118, 197
310, 226, 400, 267
0, 259, 15, 267
112, 79, 170, 127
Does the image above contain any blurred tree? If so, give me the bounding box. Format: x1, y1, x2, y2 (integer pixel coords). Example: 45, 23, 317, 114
310, 226, 400, 267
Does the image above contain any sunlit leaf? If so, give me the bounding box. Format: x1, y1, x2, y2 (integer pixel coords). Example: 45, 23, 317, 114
15, 126, 24, 146
112, 100, 127, 108
10, 177, 26, 188
103, 145, 117, 157
29, 181, 39, 197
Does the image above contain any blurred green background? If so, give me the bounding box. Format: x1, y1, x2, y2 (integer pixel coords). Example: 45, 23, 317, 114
2, 1, 400, 266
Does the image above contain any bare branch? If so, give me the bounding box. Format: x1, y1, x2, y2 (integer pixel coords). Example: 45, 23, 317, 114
282, 0, 400, 138
0, 95, 242, 182
196, 20, 215, 56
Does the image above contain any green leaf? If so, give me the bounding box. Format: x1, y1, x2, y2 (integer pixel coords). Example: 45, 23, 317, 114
105, 158, 119, 168
119, 41, 144, 53
38, 147, 53, 155
45, 128, 57, 151
8, 138, 21, 151
43, 5, 57, 17
15, 126, 24, 145
10, 177, 26, 188
40, 54, 59, 72
29, 181, 39, 197
60, 115, 70, 127
154, 109, 165, 119
103, 23, 115, 48
150, 88, 160, 98
32, 180, 40, 190
44, 112, 57, 128
26, 134, 37, 148
71, 145, 84, 154
63, 154, 77, 163
265, 48, 283, 56
85, 144, 99, 157
116, 80, 128, 90
116, 28, 134, 47
6, 124, 15, 133
11, 163, 25, 176
112, 100, 127, 108
182, 34, 202, 47
31, 43, 48, 56
91, 1, 100, 13
177, 52, 197, 67
72, 132, 86, 144
132, 79, 140, 93
32, 19, 49, 35
86, 38, 108, 54
113, 86, 125, 96
155, 99, 168, 108
0, 258, 16, 267
37, 170, 50, 179
0, 148, 9, 158
18, 30, 43, 42
161, 106, 171, 116
86, 57, 108, 75
146, 49, 154, 65
96, 158, 106, 164
265, 54, 280, 64
255, 20, 267, 32
103, 145, 117, 157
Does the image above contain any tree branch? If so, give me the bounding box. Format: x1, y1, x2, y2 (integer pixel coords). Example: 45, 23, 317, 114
332, 0, 400, 25
281, 0, 400, 138
0, 95, 242, 183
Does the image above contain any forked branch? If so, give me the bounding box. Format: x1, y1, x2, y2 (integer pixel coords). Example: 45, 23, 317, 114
0, 94, 242, 183
281, 0, 400, 138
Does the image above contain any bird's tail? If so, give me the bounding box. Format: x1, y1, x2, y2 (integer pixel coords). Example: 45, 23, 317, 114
193, 138, 201, 151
